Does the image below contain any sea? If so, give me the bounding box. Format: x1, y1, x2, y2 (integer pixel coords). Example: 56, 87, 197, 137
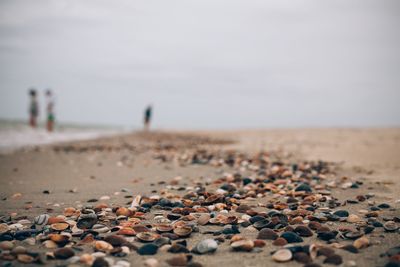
0, 120, 124, 153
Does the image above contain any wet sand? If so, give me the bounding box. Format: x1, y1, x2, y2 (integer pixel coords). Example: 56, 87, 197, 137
0, 129, 399, 267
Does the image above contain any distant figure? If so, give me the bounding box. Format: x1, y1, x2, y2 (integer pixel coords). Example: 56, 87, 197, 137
45, 89, 55, 132
143, 105, 152, 131
28, 89, 39, 128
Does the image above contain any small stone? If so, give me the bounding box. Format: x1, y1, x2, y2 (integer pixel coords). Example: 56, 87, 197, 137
333, 210, 349, 218
92, 257, 109, 267
137, 244, 158, 255
384, 221, 398, 232
353, 236, 369, 249
295, 183, 312, 192
347, 214, 361, 223
293, 252, 311, 264
294, 226, 313, 237
192, 239, 218, 254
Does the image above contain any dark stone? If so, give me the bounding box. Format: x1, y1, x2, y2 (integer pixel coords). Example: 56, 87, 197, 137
257, 229, 278, 240
280, 232, 303, 243
92, 257, 109, 267
323, 254, 343, 265
295, 183, 312, 192
294, 226, 313, 237
137, 244, 158, 255
333, 210, 349, 218
317, 231, 337, 241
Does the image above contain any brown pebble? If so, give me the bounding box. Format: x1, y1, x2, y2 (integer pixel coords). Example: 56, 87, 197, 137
253, 240, 266, 248
293, 252, 311, 264
272, 237, 288, 246
257, 228, 278, 240
166, 254, 190, 266
294, 225, 313, 237
54, 247, 75, 259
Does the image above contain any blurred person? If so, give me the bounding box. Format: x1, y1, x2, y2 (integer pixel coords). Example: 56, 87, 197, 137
28, 89, 39, 128
143, 105, 152, 131
45, 89, 55, 132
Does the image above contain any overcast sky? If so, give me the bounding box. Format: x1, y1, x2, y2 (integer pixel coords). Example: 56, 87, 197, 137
0, 0, 399, 129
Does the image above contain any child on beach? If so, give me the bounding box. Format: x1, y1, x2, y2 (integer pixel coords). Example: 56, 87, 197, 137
144, 105, 152, 131
28, 89, 39, 128
45, 89, 55, 132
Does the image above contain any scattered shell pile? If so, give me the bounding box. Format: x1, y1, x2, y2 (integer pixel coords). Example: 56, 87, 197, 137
1, 147, 399, 267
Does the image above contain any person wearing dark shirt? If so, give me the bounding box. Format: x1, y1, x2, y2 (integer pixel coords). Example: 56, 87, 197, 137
144, 105, 152, 131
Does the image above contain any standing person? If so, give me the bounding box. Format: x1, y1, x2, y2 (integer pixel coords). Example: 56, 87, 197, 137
45, 89, 55, 132
28, 89, 39, 128
143, 105, 152, 131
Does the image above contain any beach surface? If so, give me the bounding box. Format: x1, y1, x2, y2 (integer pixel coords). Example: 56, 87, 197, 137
0, 128, 399, 267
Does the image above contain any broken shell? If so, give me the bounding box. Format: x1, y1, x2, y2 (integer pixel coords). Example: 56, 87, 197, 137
49, 233, 70, 244
156, 224, 173, 233
51, 222, 69, 231
272, 248, 293, 262
173, 226, 192, 237
63, 207, 77, 217
117, 228, 136, 236
95, 240, 114, 252
384, 221, 398, 232
231, 239, 254, 252
43, 240, 58, 249
136, 232, 160, 242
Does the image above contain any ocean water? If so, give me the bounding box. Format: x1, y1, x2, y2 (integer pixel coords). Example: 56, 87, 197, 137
0, 120, 122, 153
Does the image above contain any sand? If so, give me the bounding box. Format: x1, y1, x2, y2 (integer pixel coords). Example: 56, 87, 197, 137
0, 128, 399, 267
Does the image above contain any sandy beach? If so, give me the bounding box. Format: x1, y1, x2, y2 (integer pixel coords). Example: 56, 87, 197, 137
0, 128, 399, 267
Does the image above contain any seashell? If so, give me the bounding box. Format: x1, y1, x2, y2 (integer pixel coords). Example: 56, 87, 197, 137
92, 257, 109, 267
253, 218, 271, 230
9, 223, 24, 231
167, 243, 189, 253
333, 210, 349, 218
272, 237, 288, 246
294, 226, 313, 237
80, 253, 94, 265
77, 213, 97, 229
131, 195, 142, 208
347, 214, 361, 223
49, 233, 70, 244
51, 222, 69, 231
308, 221, 322, 231
116, 207, 132, 217
173, 226, 192, 237
280, 232, 303, 243
204, 194, 223, 205
257, 229, 278, 240
34, 214, 50, 226
137, 243, 158, 255
353, 236, 369, 249
132, 225, 151, 233
17, 254, 34, 263
63, 207, 77, 217
384, 221, 398, 232
231, 239, 254, 252
92, 224, 110, 234
253, 239, 266, 248
317, 231, 338, 241
117, 228, 136, 236
343, 231, 363, 240
47, 216, 65, 225
71, 225, 84, 236
220, 215, 238, 225
104, 235, 127, 247
0, 241, 14, 250
197, 214, 210, 225
272, 248, 292, 262
136, 232, 160, 242
78, 234, 95, 245
156, 224, 173, 233
144, 258, 159, 267
95, 241, 114, 252
43, 240, 58, 248
0, 223, 10, 234
54, 247, 75, 259
192, 239, 218, 254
